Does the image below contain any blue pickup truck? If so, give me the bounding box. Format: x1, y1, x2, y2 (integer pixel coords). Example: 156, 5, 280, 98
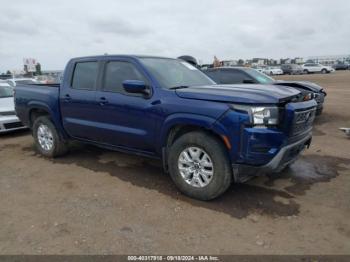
15, 55, 317, 200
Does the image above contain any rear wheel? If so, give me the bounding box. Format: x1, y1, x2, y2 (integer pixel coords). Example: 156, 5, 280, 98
33, 116, 68, 157
321, 69, 327, 74
168, 131, 232, 200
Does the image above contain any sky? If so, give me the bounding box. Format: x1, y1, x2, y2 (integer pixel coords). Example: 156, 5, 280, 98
0, 0, 349, 71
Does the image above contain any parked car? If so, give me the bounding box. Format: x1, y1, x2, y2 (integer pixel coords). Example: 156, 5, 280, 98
281, 64, 304, 75
255, 67, 264, 73
263, 66, 283, 75
15, 55, 317, 200
332, 63, 349, 70
0, 82, 26, 133
7, 78, 38, 87
203, 67, 326, 115
302, 63, 334, 74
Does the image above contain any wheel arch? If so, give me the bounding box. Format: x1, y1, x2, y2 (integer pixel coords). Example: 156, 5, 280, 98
159, 113, 232, 172
27, 102, 68, 139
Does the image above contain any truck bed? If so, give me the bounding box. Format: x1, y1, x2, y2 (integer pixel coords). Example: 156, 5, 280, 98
14, 84, 60, 128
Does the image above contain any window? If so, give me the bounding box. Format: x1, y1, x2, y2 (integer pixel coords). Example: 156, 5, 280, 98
15, 80, 37, 85
71, 62, 98, 90
140, 58, 214, 89
246, 68, 274, 84
219, 70, 249, 84
103, 61, 146, 93
204, 70, 220, 83
0, 85, 13, 98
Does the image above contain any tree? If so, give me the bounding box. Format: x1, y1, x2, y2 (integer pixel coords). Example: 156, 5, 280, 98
6, 70, 11, 75
35, 63, 42, 75
238, 59, 244, 65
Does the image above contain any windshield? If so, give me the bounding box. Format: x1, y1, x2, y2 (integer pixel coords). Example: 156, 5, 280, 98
140, 58, 215, 89
246, 68, 275, 84
0, 85, 14, 98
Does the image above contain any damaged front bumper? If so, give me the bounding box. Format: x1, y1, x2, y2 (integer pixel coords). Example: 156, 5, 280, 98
232, 133, 312, 183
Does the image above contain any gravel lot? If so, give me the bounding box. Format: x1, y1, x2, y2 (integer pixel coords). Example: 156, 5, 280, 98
0, 71, 349, 255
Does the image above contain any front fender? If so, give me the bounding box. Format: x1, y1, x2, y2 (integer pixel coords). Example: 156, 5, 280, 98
158, 113, 219, 153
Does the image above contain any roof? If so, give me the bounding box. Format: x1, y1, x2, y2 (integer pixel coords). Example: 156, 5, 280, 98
70, 54, 176, 61
203, 66, 253, 72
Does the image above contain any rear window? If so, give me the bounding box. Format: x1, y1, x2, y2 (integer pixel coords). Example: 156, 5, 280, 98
71, 62, 98, 90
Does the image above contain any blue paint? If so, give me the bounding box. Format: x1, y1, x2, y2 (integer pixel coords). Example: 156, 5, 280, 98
15, 55, 317, 173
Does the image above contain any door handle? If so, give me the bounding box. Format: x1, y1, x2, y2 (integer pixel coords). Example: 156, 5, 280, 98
98, 97, 108, 105
64, 94, 71, 102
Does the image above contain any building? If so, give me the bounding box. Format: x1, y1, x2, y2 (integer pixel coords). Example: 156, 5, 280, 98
293, 57, 304, 64
252, 58, 268, 66
306, 55, 350, 65
221, 60, 238, 67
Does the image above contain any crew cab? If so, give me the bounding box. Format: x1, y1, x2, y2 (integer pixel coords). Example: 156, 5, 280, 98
15, 55, 317, 200
203, 67, 326, 115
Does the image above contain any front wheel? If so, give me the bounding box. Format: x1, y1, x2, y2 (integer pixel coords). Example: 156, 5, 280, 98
33, 116, 68, 157
168, 131, 232, 200
321, 69, 327, 74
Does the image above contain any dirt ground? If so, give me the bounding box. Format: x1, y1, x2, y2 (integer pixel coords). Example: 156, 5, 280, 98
0, 71, 349, 255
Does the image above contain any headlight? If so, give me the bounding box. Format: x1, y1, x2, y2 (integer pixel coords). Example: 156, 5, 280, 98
303, 93, 313, 101
232, 105, 279, 127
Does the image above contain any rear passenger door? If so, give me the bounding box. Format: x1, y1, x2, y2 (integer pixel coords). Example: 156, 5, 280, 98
60, 60, 102, 141
93, 59, 157, 152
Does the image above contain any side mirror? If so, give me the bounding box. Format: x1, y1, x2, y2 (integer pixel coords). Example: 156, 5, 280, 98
122, 80, 150, 96
242, 79, 255, 84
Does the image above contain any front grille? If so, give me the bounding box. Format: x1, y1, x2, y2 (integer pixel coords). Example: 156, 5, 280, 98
291, 108, 316, 136
0, 111, 16, 116
4, 122, 24, 130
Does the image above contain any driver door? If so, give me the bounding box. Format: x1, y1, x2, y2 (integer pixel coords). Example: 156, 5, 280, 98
93, 59, 157, 152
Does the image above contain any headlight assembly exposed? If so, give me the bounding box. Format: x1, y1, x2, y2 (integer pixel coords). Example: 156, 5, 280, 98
231, 104, 279, 127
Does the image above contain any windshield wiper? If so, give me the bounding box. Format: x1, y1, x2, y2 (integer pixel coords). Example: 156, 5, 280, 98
169, 85, 189, 90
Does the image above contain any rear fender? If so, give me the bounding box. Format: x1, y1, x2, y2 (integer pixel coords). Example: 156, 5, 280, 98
27, 101, 69, 139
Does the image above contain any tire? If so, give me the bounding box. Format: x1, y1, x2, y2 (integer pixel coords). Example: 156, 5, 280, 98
168, 131, 232, 200
321, 69, 327, 74
303, 69, 309, 74
32, 116, 68, 158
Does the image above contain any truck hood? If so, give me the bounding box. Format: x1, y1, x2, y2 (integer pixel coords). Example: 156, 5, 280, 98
274, 80, 324, 93
175, 84, 300, 104
0, 97, 15, 112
